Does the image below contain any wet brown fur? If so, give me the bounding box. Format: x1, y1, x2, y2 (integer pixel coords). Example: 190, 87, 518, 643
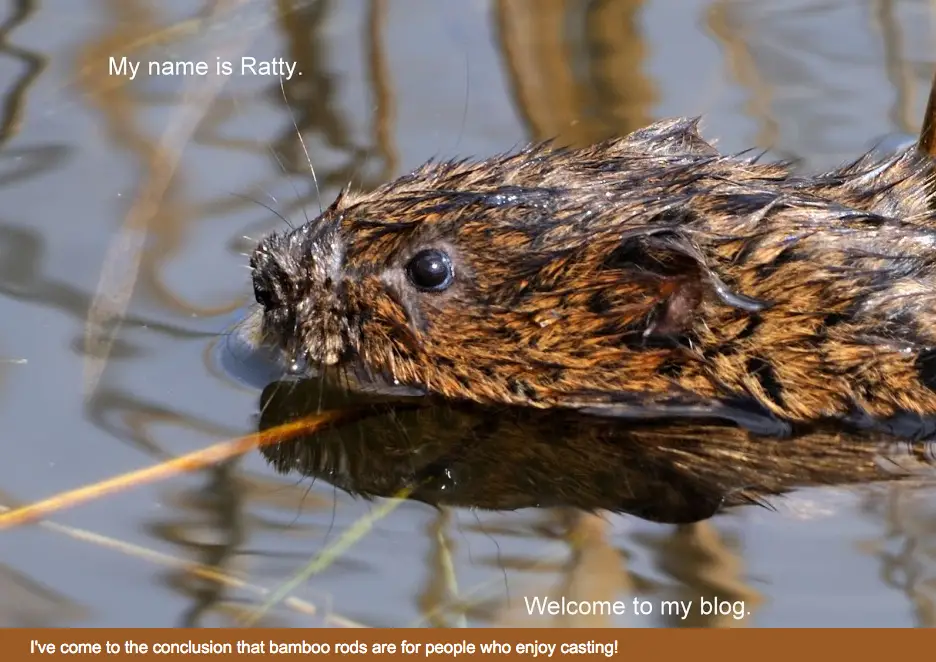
250, 117, 936, 438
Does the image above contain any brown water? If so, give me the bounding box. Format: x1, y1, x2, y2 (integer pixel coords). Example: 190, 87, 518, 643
2, 0, 936, 628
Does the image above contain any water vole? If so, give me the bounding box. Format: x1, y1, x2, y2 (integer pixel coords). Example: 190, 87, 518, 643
249, 95, 936, 439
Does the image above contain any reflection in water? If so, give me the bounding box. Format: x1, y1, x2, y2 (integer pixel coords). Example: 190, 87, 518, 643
0, 2, 60, 203
0, 222, 210, 346
147, 461, 247, 627
257, 380, 935, 526
0, 563, 88, 627
274, 0, 399, 198
275, 0, 364, 192
0, 0, 45, 146
706, 1, 781, 154
860, 480, 936, 627
873, 0, 917, 135
496, 0, 656, 145
1, 0, 936, 628
647, 522, 761, 628
256, 377, 934, 625
712, 0, 935, 167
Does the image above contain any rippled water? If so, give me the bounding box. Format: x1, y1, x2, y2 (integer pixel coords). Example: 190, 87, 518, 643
1, 0, 936, 628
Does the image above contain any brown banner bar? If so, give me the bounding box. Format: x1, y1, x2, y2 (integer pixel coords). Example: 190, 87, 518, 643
0, 628, 930, 662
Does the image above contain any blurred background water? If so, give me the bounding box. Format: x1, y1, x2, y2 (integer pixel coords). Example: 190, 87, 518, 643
1, 0, 935, 627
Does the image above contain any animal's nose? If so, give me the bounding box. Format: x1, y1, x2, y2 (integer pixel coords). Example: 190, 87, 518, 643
249, 238, 289, 311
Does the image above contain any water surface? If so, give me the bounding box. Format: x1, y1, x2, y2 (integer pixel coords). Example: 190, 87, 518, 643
1, 0, 935, 627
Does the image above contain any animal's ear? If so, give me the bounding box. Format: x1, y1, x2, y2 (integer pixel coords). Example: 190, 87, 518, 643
600, 233, 704, 344
600, 229, 768, 344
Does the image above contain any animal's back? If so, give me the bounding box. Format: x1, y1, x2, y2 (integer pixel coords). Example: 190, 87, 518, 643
250, 116, 936, 440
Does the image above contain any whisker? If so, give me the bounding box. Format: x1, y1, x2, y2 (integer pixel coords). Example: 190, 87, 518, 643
230, 192, 294, 230
266, 141, 311, 227
289, 473, 319, 528
279, 74, 323, 217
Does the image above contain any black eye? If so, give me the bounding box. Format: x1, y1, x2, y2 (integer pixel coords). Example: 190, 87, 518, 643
405, 249, 454, 292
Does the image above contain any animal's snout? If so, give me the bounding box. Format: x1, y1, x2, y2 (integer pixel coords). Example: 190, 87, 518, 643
250, 237, 291, 312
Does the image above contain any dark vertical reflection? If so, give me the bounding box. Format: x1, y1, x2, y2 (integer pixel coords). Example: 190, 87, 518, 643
494, 0, 654, 145
0, 563, 89, 626
862, 483, 936, 628
0, 0, 60, 194
148, 460, 246, 627
419, 508, 465, 629
495, 0, 585, 142
647, 522, 761, 628
366, 0, 399, 183
872, 0, 915, 135
582, 0, 656, 133
549, 511, 630, 628
705, 0, 780, 154
0, 0, 45, 146
273, 0, 393, 196
273, 0, 344, 164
